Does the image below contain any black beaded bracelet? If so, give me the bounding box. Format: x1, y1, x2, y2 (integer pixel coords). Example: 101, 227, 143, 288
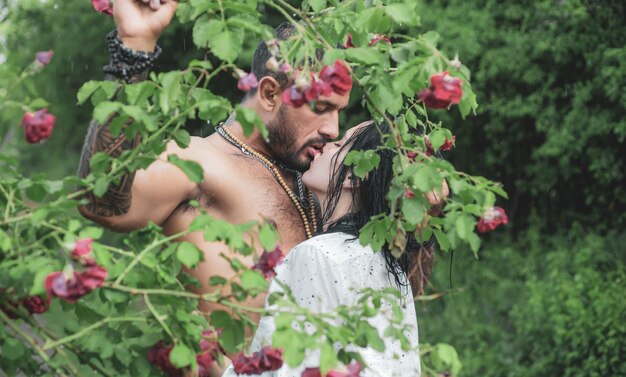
102, 30, 162, 82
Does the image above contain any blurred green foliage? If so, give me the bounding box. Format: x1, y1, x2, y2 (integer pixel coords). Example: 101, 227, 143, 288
1, 0, 625, 376
414, 1, 626, 375
419, 0, 626, 231
419, 228, 626, 376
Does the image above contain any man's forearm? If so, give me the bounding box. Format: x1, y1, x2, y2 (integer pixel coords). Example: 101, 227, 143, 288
78, 116, 140, 217
77, 31, 159, 217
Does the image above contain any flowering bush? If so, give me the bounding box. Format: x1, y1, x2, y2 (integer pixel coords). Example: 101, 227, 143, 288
0, 1, 509, 376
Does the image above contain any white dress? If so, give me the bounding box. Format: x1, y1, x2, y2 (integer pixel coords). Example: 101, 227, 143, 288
222, 232, 421, 377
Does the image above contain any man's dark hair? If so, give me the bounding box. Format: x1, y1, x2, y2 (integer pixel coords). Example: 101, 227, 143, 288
244, 23, 296, 99
244, 22, 325, 100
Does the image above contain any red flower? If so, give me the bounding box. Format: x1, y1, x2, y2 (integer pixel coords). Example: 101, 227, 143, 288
281, 85, 308, 108
196, 351, 214, 377
368, 34, 391, 46
344, 33, 355, 48
21, 108, 56, 144
45, 266, 108, 303
71, 238, 97, 266
319, 60, 352, 96
418, 72, 463, 109
91, 0, 113, 16
21, 296, 49, 314
237, 73, 259, 91
404, 189, 415, 199
35, 50, 54, 66
327, 361, 363, 377
232, 346, 283, 374
147, 342, 182, 377
425, 135, 456, 156
302, 368, 323, 377
253, 246, 285, 279
305, 77, 333, 102
476, 206, 508, 233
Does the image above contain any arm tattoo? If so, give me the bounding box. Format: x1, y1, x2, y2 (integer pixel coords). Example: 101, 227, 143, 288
78, 116, 140, 217
78, 31, 159, 217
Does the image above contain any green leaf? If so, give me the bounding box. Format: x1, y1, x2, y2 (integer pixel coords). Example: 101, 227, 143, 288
429, 129, 446, 151
319, 341, 338, 373
93, 101, 120, 124
235, 106, 268, 138
306, 0, 327, 13
192, 18, 222, 48
211, 27, 243, 63
402, 197, 426, 225
169, 344, 195, 368
455, 214, 476, 241
0, 229, 12, 252
258, 222, 279, 251
167, 155, 204, 183
125, 82, 156, 105
344, 150, 381, 178
177, 241, 203, 268
385, 3, 420, 26
433, 228, 450, 252
77, 81, 101, 105
159, 71, 183, 114
93, 176, 110, 197
172, 129, 191, 148
344, 47, 382, 65
3, 338, 26, 360
240, 270, 268, 294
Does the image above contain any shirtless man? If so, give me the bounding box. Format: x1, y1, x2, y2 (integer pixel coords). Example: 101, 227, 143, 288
78, 0, 348, 314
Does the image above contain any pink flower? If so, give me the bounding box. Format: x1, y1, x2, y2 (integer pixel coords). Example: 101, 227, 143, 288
368, 34, 391, 46
319, 60, 352, 96
35, 50, 54, 66
404, 189, 415, 199
21, 296, 49, 314
237, 72, 259, 91
281, 85, 308, 108
91, 0, 113, 16
327, 361, 363, 377
280, 62, 293, 73
45, 266, 108, 303
305, 77, 333, 102
418, 72, 463, 109
71, 238, 97, 266
476, 206, 508, 233
232, 346, 283, 374
21, 108, 56, 143
196, 351, 214, 377
252, 246, 285, 279
425, 135, 456, 156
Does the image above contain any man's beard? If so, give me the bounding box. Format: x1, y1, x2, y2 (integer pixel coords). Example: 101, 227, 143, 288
265, 105, 326, 172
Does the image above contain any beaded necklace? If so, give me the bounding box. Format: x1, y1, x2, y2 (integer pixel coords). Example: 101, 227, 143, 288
215, 125, 318, 239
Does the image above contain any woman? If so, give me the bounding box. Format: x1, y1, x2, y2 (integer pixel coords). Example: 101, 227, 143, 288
224, 121, 435, 376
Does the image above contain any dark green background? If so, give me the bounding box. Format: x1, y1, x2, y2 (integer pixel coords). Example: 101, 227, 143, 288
1, 0, 624, 375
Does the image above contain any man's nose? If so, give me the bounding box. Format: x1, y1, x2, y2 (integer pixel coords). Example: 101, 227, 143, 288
318, 111, 340, 140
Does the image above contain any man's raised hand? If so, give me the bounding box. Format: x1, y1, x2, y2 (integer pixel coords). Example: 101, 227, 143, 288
113, 0, 178, 51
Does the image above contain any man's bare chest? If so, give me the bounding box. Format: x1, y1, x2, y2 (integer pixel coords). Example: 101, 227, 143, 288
198, 155, 309, 248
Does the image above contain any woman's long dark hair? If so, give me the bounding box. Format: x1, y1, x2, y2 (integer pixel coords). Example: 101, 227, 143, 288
321, 121, 434, 296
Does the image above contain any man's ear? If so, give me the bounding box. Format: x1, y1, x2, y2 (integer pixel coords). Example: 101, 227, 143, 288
257, 76, 281, 112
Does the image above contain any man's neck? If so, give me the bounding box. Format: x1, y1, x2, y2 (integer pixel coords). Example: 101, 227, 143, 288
223, 118, 274, 161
